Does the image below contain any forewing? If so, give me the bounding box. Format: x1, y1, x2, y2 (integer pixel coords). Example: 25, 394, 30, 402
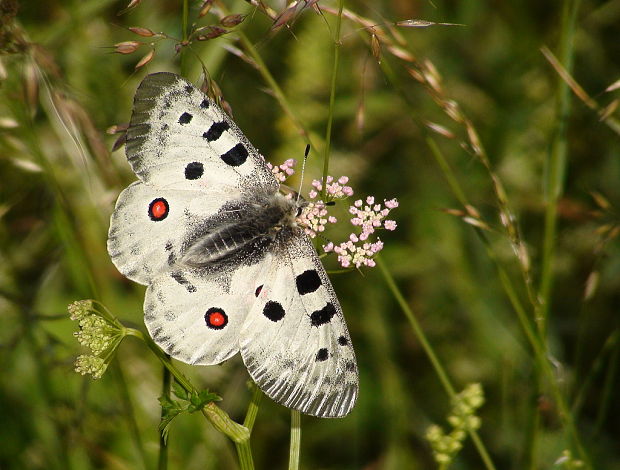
240, 234, 359, 418
145, 264, 262, 365
126, 72, 278, 192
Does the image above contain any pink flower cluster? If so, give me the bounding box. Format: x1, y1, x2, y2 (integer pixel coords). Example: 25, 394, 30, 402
350, 197, 399, 240
324, 237, 385, 268
266, 158, 296, 182
308, 176, 354, 199
298, 176, 355, 237
324, 197, 398, 268
298, 202, 338, 238
269, 159, 398, 269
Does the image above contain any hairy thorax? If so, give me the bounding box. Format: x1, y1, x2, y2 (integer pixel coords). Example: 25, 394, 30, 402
181, 191, 303, 270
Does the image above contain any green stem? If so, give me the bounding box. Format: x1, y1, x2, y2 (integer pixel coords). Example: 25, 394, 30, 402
538, 0, 580, 336
380, 48, 591, 465
243, 384, 263, 432
234, 441, 254, 470
126, 329, 250, 445
376, 257, 497, 470
181, 0, 188, 41
427, 138, 591, 467
158, 364, 171, 470
180, 0, 189, 75
234, 28, 313, 147
426, 138, 544, 360
321, 0, 345, 199
234, 385, 263, 470
288, 410, 301, 470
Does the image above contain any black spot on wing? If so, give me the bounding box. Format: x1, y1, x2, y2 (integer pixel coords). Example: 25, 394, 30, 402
203, 121, 230, 141
171, 272, 197, 293
220, 143, 248, 166
185, 162, 204, 180
263, 300, 285, 322
179, 112, 193, 124
184, 84, 193, 93
200, 99, 209, 109
310, 303, 336, 327
338, 335, 349, 346
255, 285, 263, 297
315, 348, 329, 362
296, 269, 321, 295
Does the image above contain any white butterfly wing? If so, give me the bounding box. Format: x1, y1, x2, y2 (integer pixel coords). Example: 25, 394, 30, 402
108, 181, 241, 284
240, 235, 359, 418
126, 72, 277, 192
108, 72, 277, 284
144, 265, 262, 365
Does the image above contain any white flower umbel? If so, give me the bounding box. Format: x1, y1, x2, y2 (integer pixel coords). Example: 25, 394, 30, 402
68, 300, 127, 380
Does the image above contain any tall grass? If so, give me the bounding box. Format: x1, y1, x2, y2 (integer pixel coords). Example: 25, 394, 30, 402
1, 1, 619, 469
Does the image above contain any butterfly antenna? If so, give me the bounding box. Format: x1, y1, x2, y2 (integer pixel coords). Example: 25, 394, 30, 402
296, 144, 310, 204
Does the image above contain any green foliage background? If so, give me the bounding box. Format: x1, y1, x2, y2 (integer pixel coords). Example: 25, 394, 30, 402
1, 0, 619, 469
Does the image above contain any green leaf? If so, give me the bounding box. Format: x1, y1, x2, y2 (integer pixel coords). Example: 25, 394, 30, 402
157, 386, 222, 438
158, 394, 189, 438
188, 389, 222, 412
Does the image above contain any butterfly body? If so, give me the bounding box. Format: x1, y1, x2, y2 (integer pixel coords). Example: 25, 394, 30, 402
182, 191, 301, 270
108, 72, 358, 418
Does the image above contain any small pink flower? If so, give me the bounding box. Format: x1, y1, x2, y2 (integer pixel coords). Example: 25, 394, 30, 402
385, 198, 399, 209
384, 220, 397, 230
267, 159, 297, 182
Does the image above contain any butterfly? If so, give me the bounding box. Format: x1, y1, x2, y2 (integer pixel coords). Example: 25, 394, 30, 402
107, 72, 358, 418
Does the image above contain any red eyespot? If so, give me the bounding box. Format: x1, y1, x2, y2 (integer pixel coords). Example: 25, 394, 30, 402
205, 308, 228, 330
149, 198, 169, 221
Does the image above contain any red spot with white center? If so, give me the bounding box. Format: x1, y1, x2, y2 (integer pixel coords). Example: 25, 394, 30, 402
149, 198, 169, 221
205, 308, 228, 330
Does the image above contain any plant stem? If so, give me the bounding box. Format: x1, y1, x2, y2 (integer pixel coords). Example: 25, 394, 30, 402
234, 434, 255, 470
234, 385, 263, 470
538, 0, 580, 336
321, 0, 344, 199
376, 257, 497, 470
233, 26, 313, 146
243, 384, 263, 432
288, 410, 301, 470
125, 329, 250, 445
158, 364, 171, 470
180, 0, 189, 76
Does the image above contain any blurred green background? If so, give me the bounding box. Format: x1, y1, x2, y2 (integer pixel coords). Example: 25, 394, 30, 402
1, 0, 619, 469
